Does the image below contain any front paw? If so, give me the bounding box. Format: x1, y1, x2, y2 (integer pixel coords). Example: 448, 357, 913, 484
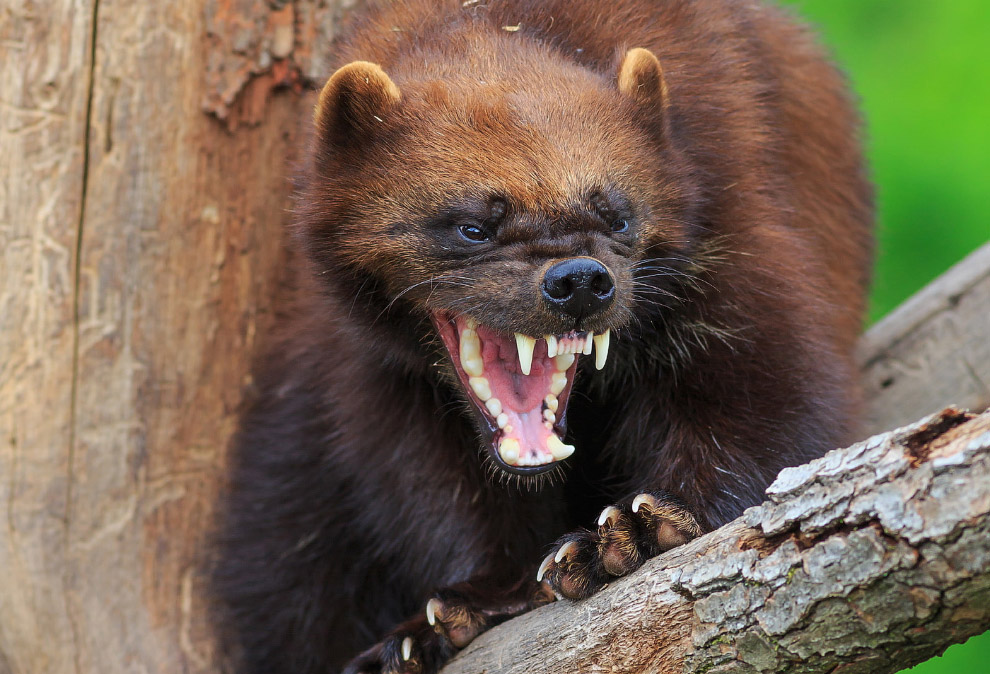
343, 618, 451, 674
537, 491, 702, 600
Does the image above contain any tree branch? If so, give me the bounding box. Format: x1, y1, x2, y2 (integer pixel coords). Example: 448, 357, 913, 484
441, 408, 990, 674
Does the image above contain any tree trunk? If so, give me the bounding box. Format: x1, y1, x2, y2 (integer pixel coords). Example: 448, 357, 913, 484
1, 1, 988, 672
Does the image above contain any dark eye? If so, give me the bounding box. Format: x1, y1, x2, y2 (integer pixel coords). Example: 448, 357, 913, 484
611, 218, 630, 233
458, 223, 489, 242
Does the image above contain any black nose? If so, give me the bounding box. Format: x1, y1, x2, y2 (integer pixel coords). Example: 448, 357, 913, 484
542, 257, 615, 319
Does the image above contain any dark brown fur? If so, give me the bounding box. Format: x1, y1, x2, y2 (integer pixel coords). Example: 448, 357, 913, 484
212, 1, 873, 672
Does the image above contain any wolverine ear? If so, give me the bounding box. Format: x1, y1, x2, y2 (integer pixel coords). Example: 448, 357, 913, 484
617, 48, 669, 120
314, 61, 401, 143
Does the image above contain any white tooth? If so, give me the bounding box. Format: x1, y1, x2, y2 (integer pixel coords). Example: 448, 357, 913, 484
459, 330, 483, 376
543, 409, 555, 422
496, 413, 508, 429
547, 434, 575, 460
554, 353, 575, 372
583, 333, 593, 355
505, 424, 514, 433
550, 372, 567, 395
544, 394, 558, 413
485, 398, 502, 417
543, 421, 554, 430
499, 437, 520, 464
461, 356, 484, 377
469, 376, 492, 401
594, 329, 611, 370
465, 317, 477, 329
401, 637, 413, 661
545, 335, 558, 358
514, 333, 536, 375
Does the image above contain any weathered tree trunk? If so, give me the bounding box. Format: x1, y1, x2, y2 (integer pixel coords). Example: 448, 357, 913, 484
1, 1, 988, 672
1, 2, 343, 672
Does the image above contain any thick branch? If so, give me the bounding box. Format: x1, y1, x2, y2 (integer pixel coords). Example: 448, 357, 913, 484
441, 409, 990, 674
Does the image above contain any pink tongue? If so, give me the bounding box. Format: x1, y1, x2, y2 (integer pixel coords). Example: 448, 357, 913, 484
474, 324, 558, 464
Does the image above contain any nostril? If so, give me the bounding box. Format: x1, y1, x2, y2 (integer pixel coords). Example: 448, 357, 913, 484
590, 271, 614, 297
544, 276, 574, 300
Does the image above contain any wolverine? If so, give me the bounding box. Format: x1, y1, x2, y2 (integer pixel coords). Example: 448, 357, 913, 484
212, 0, 873, 672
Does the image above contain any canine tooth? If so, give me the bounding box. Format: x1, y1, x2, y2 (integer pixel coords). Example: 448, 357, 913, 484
632, 493, 658, 513
426, 598, 441, 626
593, 329, 611, 370
545, 335, 558, 358
583, 333, 594, 355
499, 438, 520, 464
485, 398, 503, 417
496, 413, 508, 429
554, 540, 578, 563
544, 394, 559, 413
543, 408, 555, 422
514, 333, 536, 375
401, 637, 413, 661
469, 376, 492, 401
547, 434, 575, 460
537, 551, 555, 582
554, 353, 575, 372
465, 317, 477, 329
597, 506, 621, 527
550, 371, 567, 395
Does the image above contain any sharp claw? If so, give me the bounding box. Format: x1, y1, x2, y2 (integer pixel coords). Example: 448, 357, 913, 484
401, 637, 413, 661
597, 505, 621, 527
537, 551, 555, 582
632, 493, 658, 513
554, 540, 578, 563
426, 598, 441, 626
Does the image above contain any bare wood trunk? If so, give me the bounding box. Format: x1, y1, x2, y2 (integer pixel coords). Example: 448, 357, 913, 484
1, 1, 343, 672
441, 409, 990, 674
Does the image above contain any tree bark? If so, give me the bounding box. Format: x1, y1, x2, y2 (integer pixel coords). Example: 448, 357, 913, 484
441, 408, 990, 674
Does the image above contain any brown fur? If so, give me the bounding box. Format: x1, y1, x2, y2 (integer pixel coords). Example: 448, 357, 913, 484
212, 1, 873, 672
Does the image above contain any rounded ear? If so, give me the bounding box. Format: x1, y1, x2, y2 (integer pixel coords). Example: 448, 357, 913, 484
314, 61, 401, 143
617, 48, 669, 121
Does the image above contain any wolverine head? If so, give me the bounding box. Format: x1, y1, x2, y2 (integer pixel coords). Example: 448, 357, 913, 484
298, 45, 701, 476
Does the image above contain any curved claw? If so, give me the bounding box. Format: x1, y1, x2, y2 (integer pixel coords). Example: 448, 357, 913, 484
536, 551, 555, 582
597, 505, 621, 527
631, 493, 658, 513
554, 540, 579, 563
425, 598, 442, 627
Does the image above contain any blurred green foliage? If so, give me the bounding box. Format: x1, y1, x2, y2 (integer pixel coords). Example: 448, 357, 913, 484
774, 3, 990, 670
780, 0, 990, 323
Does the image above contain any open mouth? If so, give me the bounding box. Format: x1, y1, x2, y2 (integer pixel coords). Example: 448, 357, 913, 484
432, 312, 611, 475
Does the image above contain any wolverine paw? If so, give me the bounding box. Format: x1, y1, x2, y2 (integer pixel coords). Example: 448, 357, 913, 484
537, 491, 702, 600
343, 581, 549, 674
342, 617, 452, 674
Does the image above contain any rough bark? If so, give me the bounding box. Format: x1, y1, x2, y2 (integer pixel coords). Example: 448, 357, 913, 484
441, 408, 990, 674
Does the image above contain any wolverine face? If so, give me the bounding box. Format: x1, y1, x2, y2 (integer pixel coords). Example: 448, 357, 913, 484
302, 50, 698, 475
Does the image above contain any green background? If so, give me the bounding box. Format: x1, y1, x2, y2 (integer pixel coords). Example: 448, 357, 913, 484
778, 1, 989, 671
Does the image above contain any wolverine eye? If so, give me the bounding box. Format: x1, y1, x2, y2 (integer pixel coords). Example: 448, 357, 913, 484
458, 223, 489, 242
611, 218, 630, 233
